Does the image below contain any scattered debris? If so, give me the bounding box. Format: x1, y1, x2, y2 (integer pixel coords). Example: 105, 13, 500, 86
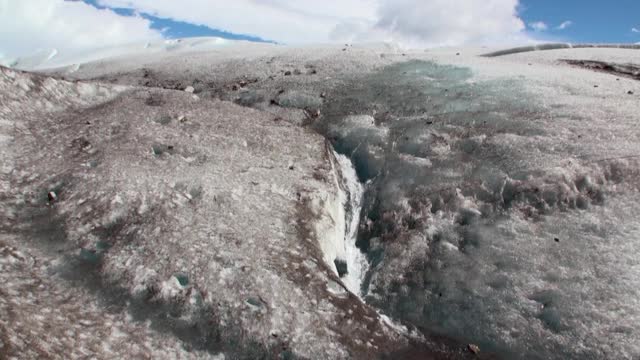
284, 71, 292, 76
628, 90, 635, 95
71, 137, 92, 152
47, 191, 57, 202
305, 108, 321, 119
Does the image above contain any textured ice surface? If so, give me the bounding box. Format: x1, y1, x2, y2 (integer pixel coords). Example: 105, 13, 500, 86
317, 59, 640, 359
3, 42, 640, 359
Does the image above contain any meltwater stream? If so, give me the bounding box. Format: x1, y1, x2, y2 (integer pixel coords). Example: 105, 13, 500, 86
330, 149, 368, 296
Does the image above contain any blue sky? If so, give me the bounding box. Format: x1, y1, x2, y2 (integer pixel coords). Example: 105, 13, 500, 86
519, 0, 640, 43
82, 0, 274, 43
79, 0, 640, 45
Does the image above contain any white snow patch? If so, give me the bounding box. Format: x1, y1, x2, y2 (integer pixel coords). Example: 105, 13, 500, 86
10, 37, 246, 71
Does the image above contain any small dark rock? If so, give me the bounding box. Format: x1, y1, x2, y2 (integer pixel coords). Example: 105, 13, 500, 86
284, 71, 292, 76
334, 259, 348, 277
554, 237, 560, 243
456, 52, 460, 56
628, 90, 634, 95
47, 191, 57, 202
306, 109, 321, 118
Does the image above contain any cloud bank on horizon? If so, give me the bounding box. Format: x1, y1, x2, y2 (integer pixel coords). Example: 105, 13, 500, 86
0, 0, 631, 61
0, 0, 163, 62
96, 0, 530, 47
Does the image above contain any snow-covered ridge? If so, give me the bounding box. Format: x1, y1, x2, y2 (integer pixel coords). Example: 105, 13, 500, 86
6, 37, 273, 71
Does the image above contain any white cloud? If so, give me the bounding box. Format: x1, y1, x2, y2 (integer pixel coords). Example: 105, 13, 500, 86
528, 21, 548, 32
556, 21, 573, 30
98, 0, 530, 47
632, 27, 640, 33
0, 0, 162, 59
0, 0, 534, 60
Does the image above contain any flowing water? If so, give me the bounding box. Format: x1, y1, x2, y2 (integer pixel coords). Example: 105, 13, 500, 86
332, 150, 367, 296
